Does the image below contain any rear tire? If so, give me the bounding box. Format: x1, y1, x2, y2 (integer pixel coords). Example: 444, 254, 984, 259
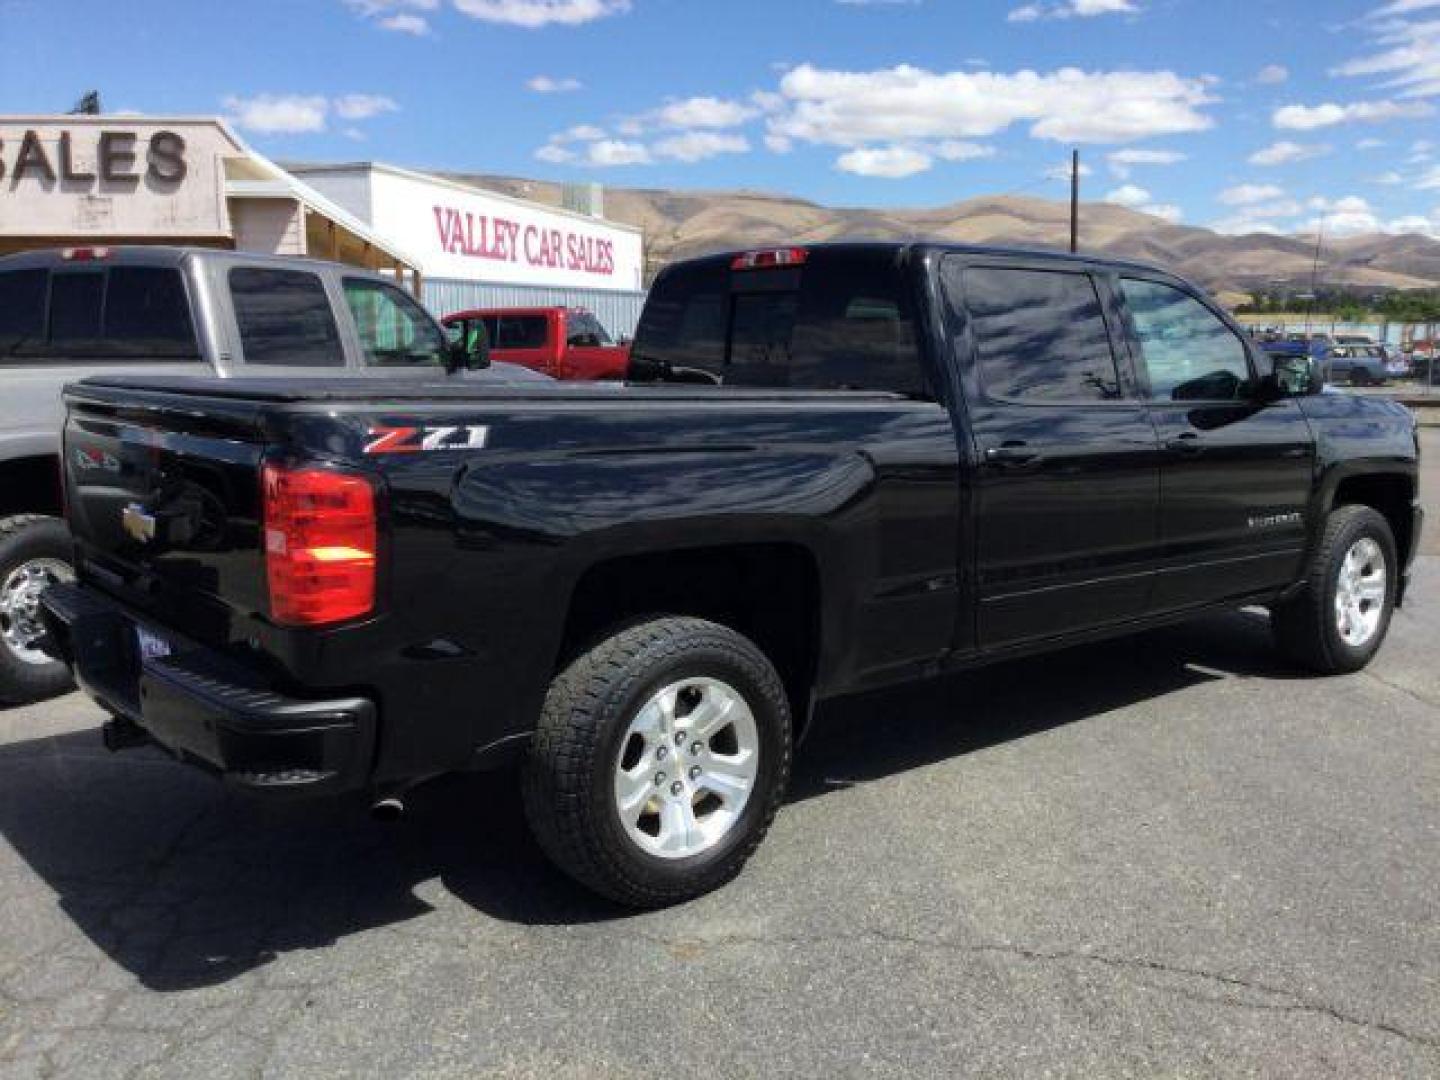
0, 515, 75, 705
1271, 506, 1396, 675
522, 617, 792, 908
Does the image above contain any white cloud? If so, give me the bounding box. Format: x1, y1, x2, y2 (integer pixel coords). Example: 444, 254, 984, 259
535, 143, 576, 164
837, 145, 934, 178
1373, 170, 1407, 183
1255, 64, 1290, 85
935, 140, 995, 161
1046, 159, 1094, 180
654, 96, 759, 129
1218, 182, 1287, 205
225, 91, 399, 134
1357, 137, 1388, 148
451, 0, 630, 27
769, 63, 1216, 148
1416, 164, 1440, 187
1273, 99, 1434, 129
333, 93, 399, 120
1248, 140, 1332, 165
559, 123, 607, 141
1106, 147, 1186, 177
1372, 0, 1440, 18
1104, 182, 1152, 207
379, 12, 430, 32
223, 94, 329, 134
584, 139, 652, 166
526, 75, 582, 93
1009, 0, 1138, 21
345, 0, 437, 33
1103, 183, 1181, 221
1301, 194, 1386, 237
652, 131, 750, 162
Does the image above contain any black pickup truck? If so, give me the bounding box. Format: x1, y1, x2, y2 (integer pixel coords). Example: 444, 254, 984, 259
41, 243, 1423, 907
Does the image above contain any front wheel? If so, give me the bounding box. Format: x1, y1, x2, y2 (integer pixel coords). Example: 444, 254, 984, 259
522, 617, 792, 907
0, 515, 75, 705
1271, 505, 1397, 675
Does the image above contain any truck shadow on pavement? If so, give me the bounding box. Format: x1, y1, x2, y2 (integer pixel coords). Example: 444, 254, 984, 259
0, 608, 1302, 992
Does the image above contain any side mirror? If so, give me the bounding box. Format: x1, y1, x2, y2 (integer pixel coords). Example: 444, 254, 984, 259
444, 322, 490, 373
1260, 354, 1321, 399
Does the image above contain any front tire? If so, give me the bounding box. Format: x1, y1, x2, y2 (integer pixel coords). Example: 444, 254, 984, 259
1271, 505, 1397, 675
0, 515, 75, 705
522, 617, 792, 908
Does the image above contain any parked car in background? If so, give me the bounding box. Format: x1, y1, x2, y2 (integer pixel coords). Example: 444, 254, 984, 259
0, 245, 532, 705
443, 306, 631, 381
1323, 344, 1389, 386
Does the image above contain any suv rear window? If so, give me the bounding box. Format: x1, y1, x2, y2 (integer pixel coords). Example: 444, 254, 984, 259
230, 267, 344, 367
491, 316, 548, 350
0, 269, 48, 355
630, 249, 929, 396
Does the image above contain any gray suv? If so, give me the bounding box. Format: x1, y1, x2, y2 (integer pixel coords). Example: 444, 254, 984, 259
0, 245, 526, 704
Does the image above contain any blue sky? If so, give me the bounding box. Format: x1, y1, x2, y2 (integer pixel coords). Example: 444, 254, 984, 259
3, 0, 1440, 236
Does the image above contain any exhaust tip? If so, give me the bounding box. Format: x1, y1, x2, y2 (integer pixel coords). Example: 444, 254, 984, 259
370, 796, 405, 822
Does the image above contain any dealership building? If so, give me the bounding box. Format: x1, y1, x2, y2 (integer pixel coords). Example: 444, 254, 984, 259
0, 116, 647, 333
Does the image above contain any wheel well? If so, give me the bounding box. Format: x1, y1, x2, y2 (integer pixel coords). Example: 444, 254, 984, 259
560, 544, 822, 739
1333, 474, 1415, 563
0, 456, 61, 519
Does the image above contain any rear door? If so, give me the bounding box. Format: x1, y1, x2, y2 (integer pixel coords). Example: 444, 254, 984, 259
1112, 275, 1314, 612
941, 257, 1161, 651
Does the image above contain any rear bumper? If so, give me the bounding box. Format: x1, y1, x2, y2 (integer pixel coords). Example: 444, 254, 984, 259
40, 582, 375, 797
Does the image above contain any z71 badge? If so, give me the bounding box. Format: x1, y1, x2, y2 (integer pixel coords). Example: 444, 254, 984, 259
363, 425, 490, 455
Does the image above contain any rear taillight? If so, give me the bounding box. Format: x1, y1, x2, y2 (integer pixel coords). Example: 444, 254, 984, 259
262, 463, 377, 627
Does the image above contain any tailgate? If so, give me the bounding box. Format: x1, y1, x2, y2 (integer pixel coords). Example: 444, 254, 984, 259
62, 382, 273, 642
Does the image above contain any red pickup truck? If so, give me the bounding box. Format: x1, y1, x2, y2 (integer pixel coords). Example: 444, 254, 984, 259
442, 306, 630, 381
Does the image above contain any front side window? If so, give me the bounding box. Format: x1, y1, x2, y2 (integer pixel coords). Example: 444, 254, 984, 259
566, 312, 612, 348
343, 279, 446, 367
962, 266, 1121, 403
231, 267, 344, 367
1121, 278, 1251, 401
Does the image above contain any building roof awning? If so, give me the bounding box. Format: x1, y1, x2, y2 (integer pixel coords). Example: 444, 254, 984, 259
220, 128, 420, 271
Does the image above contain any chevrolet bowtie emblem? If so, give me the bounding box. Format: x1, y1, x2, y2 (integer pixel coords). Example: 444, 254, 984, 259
122, 503, 157, 544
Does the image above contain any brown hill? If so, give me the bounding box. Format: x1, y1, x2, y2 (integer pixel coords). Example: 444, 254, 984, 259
446, 172, 1440, 295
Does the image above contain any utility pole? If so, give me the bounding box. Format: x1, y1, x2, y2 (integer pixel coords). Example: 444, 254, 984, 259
1304, 214, 1326, 338
1069, 149, 1080, 254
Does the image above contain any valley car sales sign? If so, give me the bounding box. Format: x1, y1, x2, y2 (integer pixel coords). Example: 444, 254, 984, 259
363, 164, 644, 292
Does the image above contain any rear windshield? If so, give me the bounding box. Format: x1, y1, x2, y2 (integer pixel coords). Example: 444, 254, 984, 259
630, 249, 929, 397
0, 264, 198, 362
488, 315, 549, 350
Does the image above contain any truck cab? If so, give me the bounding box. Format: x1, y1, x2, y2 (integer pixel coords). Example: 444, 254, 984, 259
442, 306, 630, 381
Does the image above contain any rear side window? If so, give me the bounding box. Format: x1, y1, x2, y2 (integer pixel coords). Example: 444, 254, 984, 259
494, 316, 548, 350
103, 268, 196, 357
49, 272, 105, 344
961, 267, 1121, 403
631, 250, 928, 396
0, 269, 47, 356
230, 267, 344, 367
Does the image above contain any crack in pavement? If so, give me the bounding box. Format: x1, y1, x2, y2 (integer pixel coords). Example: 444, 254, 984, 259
595, 926, 1440, 1054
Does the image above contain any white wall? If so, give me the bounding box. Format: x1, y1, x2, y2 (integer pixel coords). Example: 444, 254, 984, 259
0, 117, 237, 238
308, 166, 644, 293
230, 197, 305, 255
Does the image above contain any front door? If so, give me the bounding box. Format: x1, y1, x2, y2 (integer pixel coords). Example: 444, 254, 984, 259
1112, 275, 1315, 612
944, 258, 1162, 651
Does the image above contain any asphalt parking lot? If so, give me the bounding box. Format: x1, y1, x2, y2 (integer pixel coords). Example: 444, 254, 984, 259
2, 433, 1437, 1078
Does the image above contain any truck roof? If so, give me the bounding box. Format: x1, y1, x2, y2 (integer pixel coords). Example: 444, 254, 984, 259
0, 245, 391, 279
670, 240, 1186, 282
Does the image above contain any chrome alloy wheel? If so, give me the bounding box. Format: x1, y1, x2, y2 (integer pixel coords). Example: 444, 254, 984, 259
612, 677, 760, 860
0, 558, 71, 666
1334, 537, 1387, 648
